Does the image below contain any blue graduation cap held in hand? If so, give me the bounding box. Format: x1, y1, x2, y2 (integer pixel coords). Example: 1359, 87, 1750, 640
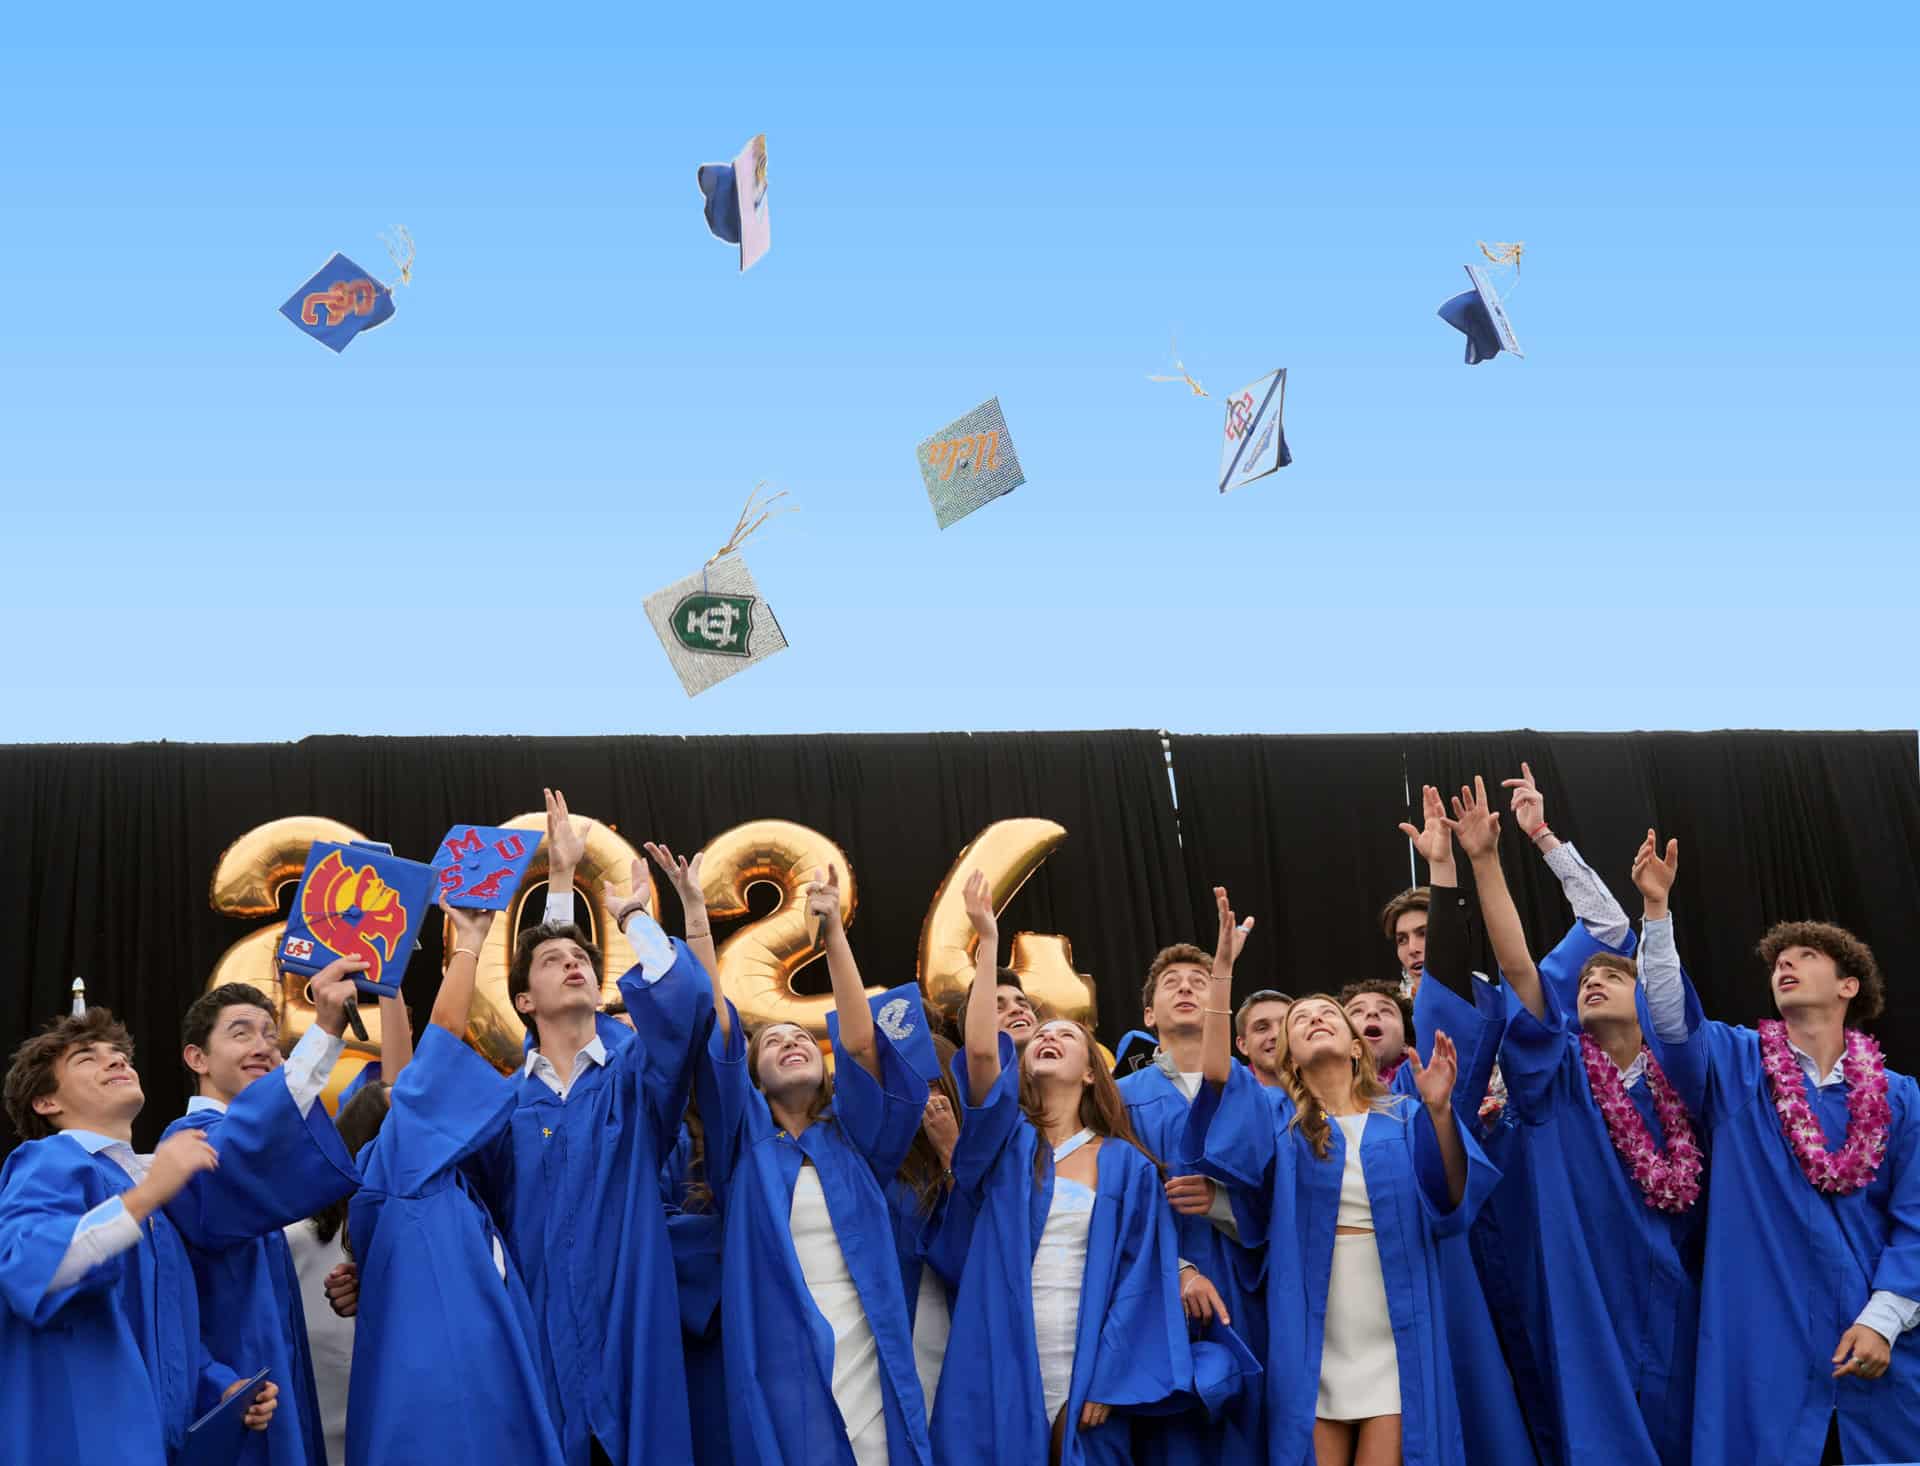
430, 824, 541, 912
1438, 263, 1523, 365
827, 983, 943, 1085
280, 252, 394, 353
180, 1366, 270, 1466
279, 840, 432, 1002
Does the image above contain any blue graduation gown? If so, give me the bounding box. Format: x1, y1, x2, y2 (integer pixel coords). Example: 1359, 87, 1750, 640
1498, 978, 1701, 1466
345, 1025, 564, 1466
1647, 970, 1920, 1466
1400, 973, 1538, 1466
162, 1070, 360, 1466
0, 1135, 237, 1465
468, 941, 713, 1466
1118, 1063, 1266, 1466
932, 1036, 1259, 1466
662, 1126, 732, 1466
1190, 1061, 1498, 1466
698, 1005, 933, 1466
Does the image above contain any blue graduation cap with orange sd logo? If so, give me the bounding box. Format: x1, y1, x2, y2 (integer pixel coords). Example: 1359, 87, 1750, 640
279, 252, 395, 353
278, 839, 432, 1001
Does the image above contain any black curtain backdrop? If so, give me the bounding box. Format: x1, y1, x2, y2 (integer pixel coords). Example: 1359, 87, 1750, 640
3, 729, 1915, 1156
1169, 730, 1920, 1069
0, 732, 1185, 1154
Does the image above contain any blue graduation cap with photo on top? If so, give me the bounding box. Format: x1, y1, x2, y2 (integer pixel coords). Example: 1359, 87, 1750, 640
1438, 262, 1523, 365
279, 251, 395, 353
278, 839, 433, 1002
827, 982, 942, 1085
429, 824, 541, 912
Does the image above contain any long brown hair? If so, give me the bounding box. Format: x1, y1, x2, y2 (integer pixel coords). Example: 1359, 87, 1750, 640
746, 1023, 835, 1127
896, 1035, 961, 1215
1016, 1019, 1163, 1184
1278, 994, 1397, 1161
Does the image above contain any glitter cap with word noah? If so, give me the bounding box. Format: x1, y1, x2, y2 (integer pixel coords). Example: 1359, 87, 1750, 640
644, 487, 793, 697
916, 395, 1026, 529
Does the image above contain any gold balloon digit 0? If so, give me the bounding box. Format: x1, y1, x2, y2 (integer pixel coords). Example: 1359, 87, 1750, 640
917, 818, 1098, 1032
700, 820, 865, 1049
207, 816, 379, 1109
462, 811, 651, 1072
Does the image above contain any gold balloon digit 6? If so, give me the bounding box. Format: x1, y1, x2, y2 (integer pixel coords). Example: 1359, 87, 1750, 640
917, 818, 1098, 1031
207, 816, 381, 1106
462, 811, 651, 1072
700, 820, 866, 1046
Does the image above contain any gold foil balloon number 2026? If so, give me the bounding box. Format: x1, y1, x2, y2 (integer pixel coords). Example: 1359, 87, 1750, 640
208, 813, 1096, 1083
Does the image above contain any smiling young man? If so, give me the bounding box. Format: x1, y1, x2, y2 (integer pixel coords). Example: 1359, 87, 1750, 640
1117, 940, 1265, 1465
955, 966, 1043, 1051
1, 1008, 279, 1465
161, 963, 363, 1466
1234, 991, 1291, 1087
1636, 837, 1920, 1466
462, 791, 718, 1466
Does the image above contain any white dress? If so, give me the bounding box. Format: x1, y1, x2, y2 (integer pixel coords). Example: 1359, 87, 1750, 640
283, 1221, 353, 1466
1032, 1131, 1099, 1428
911, 1261, 951, 1423
790, 1164, 889, 1465
1317, 1112, 1401, 1421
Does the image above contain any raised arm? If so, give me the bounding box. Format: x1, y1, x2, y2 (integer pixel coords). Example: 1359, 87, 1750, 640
644, 842, 723, 1022
807, 866, 878, 1080
630, 842, 729, 1041
543, 786, 585, 919
1449, 776, 1546, 1020
1631, 830, 1685, 1041
375, 994, 413, 1080
1201, 886, 1252, 1086
1410, 1030, 1468, 1208
1504, 762, 1633, 949
431, 898, 497, 1036
961, 870, 1002, 1100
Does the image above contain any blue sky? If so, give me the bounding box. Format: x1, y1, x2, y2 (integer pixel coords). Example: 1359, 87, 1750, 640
3, 8, 1915, 740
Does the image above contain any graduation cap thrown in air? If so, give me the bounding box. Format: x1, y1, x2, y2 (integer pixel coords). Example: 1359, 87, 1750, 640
827, 983, 943, 1086
1438, 263, 1523, 365
429, 824, 541, 912
645, 488, 793, 698
1218, 369, 1293, 493
916, 396, 1027, 529
696, 133, 770, 273
278, 840, 433, 1002
279, 252, 395, 353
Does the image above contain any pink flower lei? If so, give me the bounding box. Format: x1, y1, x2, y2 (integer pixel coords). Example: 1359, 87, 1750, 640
1580, 1035, 1703, 1214
1759, 1020, 1891, 1195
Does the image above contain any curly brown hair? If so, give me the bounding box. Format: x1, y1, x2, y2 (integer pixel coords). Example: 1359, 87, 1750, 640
1757, 921, 1885, 1025
5, 1008, 135, 1142
1577, 952, 1639, 985
1140, 943, 1212, 1015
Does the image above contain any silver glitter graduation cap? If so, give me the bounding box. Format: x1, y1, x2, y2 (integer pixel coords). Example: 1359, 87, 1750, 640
916, 396, 1026, 530
644, 488, 792, 697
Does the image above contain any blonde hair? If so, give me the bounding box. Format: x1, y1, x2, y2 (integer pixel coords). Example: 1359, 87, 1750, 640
1278, 994, 1401, 1160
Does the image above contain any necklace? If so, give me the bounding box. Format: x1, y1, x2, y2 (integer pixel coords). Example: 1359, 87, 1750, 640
1579, 1035, 1702, 1213
1759, 1021, 1890, 1195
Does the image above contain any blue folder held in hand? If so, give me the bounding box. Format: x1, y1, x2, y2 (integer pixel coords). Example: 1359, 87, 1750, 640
181, 1367, 271, 1466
